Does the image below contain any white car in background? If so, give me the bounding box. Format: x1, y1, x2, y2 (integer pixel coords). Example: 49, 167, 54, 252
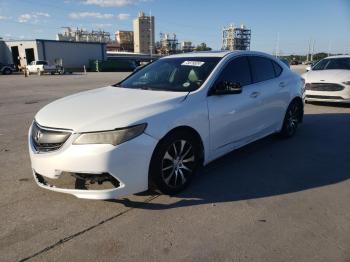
303, 55, 350, 103
28, 51, 304, 200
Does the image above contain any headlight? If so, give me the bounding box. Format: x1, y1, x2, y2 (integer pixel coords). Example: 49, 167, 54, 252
73, 123, 147, 146
342, 81, 350, 85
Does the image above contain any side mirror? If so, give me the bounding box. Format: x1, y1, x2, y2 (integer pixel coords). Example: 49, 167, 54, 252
306, 65, 311, 72
211, 81, 242, 95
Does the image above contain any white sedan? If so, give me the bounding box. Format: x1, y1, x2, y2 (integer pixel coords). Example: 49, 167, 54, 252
28, 51, 304, 200
303, 55, 350, 103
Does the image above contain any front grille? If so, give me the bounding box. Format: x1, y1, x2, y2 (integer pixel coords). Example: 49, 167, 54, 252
35, 172, 120, 190
305, 83, 344, 91
31, 122, 71, 152
306, 95, 344, 100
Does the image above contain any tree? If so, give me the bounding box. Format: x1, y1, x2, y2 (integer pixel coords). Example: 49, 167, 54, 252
195, 42, 212, 51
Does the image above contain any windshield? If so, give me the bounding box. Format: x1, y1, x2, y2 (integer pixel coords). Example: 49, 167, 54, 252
312, 58, 350, 70
118, 57, 221, 92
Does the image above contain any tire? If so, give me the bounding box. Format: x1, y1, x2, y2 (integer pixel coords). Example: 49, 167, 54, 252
279, 100, 302, 138
3, 68, 12, 75
149, 131, 202, 195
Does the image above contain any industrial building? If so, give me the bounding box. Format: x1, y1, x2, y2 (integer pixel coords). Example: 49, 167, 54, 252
3, 39, 106, 70
222, 24, 251, 51
133, 11, 155, 54
56, 27, 111, 43
156, 33, 179, 55
181, 41, 195, 53
115, 31, 134, 52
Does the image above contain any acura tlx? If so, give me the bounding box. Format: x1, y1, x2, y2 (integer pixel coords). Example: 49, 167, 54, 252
29, 51, 305, 200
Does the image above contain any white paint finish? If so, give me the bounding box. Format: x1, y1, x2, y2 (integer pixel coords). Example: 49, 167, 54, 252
29, 51, 303, 199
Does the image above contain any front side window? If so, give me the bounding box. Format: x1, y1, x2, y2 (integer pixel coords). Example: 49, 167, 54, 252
36, 61, 47, 65
313, 58, 350, 70
217, 56, 252, 86
119, 57, 221, 92
249, 56, 276, 83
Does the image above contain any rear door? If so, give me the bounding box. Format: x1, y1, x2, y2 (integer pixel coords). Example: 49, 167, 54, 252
248, 56, 288, 132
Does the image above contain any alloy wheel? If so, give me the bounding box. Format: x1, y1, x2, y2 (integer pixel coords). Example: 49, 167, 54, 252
161, 139, 195, 188
286, 104, 299, 135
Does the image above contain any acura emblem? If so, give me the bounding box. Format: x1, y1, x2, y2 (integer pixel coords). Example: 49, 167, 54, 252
34, 129, 43, 144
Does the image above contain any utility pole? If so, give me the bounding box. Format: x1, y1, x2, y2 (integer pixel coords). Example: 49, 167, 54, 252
275, 32, 280, 58
327, 40, 331, 57
149, 10, 153, 59
311, 39, 315, 61
307, 39, 311, 62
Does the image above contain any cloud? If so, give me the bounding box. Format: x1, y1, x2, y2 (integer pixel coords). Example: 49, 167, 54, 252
18, 14, 32, 23
69, 12, 114, 19
83, 0, 131, 7
92, 23, 113, 28
0, 15, 10, 20
116, 13, 130, 20
18, 12, 50, 23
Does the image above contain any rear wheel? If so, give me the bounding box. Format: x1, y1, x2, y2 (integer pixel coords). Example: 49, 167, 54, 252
3, 68, 12, 75
150, 131, 201, 195
280, 100, 302, 138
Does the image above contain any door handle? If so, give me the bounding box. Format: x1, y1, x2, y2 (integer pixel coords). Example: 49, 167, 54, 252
250, 91, 260, 98
279, 82, 286, 88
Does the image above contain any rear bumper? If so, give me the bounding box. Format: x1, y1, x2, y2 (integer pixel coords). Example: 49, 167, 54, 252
29, 127, 158, 200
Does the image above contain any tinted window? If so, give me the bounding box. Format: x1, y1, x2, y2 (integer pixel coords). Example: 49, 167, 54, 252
272, 61, 283, 76
249, 56, 276, 83
313, 58, 350, 70
119, 57, 220, 92
218, 56, 251, 86
36, 61, 47, 65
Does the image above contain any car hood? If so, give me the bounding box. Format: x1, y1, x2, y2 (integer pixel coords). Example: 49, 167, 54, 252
303, 70, 350, 83
35, 86, 187, 132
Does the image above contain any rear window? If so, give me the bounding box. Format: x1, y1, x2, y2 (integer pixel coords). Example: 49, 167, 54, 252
249, 56, 276, 83
272, 61, 283, 77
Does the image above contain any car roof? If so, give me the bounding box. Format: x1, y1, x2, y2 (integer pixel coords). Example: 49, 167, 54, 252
162, 50, 277, 59
325, 55, 350, 59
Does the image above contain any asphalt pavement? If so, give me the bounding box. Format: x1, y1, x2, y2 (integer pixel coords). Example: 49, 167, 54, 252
0, 71, 349, 262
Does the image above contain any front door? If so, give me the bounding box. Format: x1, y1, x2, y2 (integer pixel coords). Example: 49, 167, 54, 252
207, 56, 263, 152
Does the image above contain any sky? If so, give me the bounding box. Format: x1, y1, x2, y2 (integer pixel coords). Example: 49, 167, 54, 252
0, 0, 349, 55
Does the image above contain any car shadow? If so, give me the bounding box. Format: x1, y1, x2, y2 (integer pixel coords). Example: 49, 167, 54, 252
111, 113, 350, 209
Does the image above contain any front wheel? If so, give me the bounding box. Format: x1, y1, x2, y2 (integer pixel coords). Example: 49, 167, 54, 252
150, 131, 201, 195
279, 100, 302, 138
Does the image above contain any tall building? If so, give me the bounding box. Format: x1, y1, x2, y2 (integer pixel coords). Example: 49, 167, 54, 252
222, 24, 251, 51
133, 11, 155, 54
115, 30, 134, 52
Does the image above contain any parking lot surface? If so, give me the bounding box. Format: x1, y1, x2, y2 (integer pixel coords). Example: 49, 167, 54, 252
0, 72, 349, 262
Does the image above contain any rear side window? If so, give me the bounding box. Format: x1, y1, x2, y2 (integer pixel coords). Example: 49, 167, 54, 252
218, 56, 252, 86
249, 56, 276, 83
272, 61, 283, 77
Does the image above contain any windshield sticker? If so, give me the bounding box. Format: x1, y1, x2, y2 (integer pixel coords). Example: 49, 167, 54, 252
181, 61, 205, 67
183, 82, 191, 88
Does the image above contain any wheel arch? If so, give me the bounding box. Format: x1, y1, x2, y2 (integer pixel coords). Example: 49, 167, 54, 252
290, 96, 304, 123
148, 125, 205, 187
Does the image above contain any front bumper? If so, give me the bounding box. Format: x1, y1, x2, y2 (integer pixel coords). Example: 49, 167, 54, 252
305, 85, 350, 103
28, 127, 158, 200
